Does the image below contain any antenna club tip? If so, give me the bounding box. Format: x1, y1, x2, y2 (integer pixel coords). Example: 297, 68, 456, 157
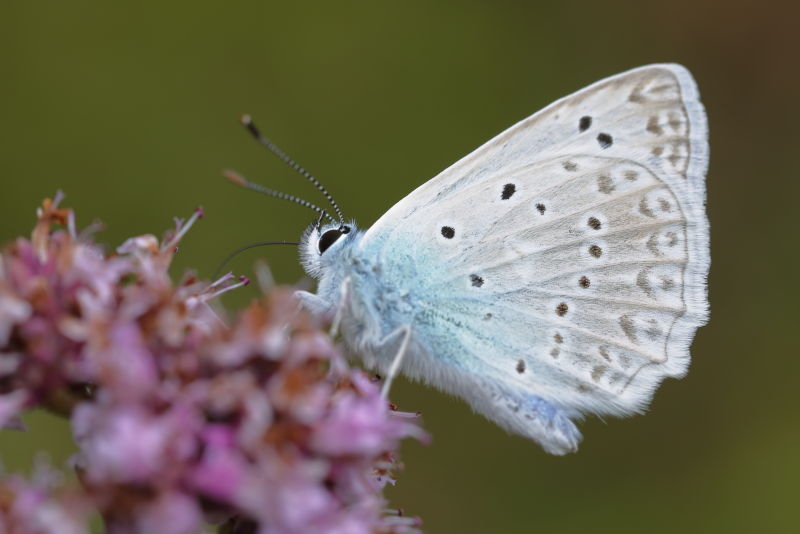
240, 114, 252, 125
222, 169, 247, 186
194, 207, 205, 219
239, 275, 251, 286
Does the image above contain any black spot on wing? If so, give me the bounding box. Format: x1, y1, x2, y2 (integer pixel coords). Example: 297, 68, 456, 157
470, 274, 484, 287
597, 133, 613, 149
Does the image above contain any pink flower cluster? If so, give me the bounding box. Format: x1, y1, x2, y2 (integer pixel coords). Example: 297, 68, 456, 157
0, 194, 424, 534
0, 460, 91, 534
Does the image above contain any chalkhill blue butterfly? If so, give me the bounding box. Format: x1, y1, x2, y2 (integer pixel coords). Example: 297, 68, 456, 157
228, 63, 709, 454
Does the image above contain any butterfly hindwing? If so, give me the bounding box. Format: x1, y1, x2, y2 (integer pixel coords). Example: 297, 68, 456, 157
353, 64, 708, 452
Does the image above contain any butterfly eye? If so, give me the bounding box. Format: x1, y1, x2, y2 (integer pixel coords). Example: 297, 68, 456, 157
318, 229, 344, 254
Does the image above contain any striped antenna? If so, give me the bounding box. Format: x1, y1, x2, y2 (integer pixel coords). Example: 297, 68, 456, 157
223, 169, 333, 222
240, 114, 345, 224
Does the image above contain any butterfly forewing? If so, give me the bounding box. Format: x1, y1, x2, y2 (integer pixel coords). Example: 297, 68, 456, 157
357, 64, 708, 450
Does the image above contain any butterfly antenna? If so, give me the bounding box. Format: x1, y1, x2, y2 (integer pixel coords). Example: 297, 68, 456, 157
240, 114, 345, 225
223, 169, 333, 222
212, 240, 300, 280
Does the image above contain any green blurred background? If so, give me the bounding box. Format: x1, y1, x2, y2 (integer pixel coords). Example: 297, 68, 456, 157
2, 1, 798, 532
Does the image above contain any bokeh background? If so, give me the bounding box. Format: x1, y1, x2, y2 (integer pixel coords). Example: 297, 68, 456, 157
2, 1, 798, 532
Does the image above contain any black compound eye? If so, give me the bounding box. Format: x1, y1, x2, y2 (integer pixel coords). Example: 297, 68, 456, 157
318, 229, 343, 254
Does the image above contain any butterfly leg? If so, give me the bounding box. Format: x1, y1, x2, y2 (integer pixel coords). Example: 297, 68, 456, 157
329, 276, 351, 338
294, 290, 332, 317
379, 324, 412, 399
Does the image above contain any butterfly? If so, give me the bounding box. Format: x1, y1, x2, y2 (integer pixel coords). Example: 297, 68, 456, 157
229, 63, 709, 454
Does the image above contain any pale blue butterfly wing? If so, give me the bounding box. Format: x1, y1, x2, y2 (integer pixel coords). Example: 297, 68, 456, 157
303, 64, 709, 454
